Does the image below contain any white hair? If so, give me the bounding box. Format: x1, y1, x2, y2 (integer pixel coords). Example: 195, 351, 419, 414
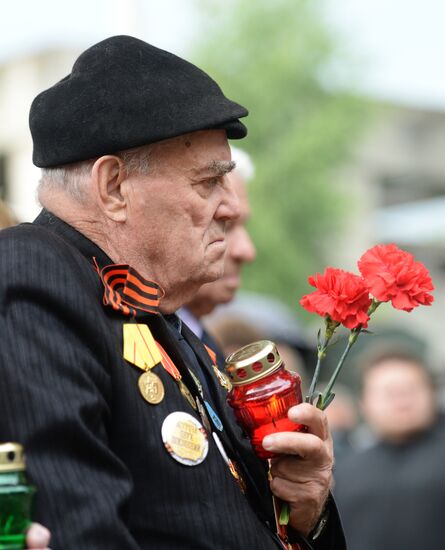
37, 160, 96, 203
230, 146, 255, 182
37, 145, 153, 203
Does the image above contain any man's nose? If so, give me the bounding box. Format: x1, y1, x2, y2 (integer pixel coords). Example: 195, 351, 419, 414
231, 227, 257, 264
215, 179, 241, 222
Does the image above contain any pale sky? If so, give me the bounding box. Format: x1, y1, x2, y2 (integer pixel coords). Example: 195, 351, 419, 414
1, 0, 444, 110
324, 0, 445, 109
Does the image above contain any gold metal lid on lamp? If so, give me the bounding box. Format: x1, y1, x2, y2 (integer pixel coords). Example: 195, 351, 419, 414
0, 442, 26, 472
225, 340, 283, 386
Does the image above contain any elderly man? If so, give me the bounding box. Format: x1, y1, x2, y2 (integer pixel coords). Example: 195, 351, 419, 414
0, 36, 343, 549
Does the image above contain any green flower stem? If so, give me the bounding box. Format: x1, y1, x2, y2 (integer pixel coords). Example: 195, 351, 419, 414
305, 317, 339, 405
317, 329, 360, 410
317, 300, 382, 410
305, 352, 325, 405
368, 298, 381, 316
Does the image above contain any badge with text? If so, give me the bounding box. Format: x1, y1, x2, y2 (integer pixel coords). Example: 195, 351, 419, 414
162, 412, 208, 466
123, 323, 162, 370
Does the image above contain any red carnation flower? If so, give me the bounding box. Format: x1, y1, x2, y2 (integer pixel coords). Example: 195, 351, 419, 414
358, 243, 434, 311
300, 267, 372, 329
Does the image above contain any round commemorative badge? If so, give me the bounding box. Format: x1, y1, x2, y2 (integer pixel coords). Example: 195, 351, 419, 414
161, 412, 209, 466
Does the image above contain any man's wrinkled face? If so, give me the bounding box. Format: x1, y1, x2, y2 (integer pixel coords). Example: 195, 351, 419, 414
187, 170, 256, 315
125, 130, 240, 300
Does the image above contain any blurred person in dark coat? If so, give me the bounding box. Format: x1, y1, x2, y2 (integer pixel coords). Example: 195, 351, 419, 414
323, 384, 359, 464
334, 350, 445, 550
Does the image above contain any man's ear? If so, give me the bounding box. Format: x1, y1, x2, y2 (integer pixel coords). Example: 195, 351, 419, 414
91, 155, 128, 222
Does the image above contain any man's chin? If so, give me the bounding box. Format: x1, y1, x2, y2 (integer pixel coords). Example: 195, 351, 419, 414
203, 261, 227, 283
213, 284, 238, 304
222, 274, 240, 289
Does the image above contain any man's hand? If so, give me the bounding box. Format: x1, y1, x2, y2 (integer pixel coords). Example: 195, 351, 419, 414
26, 523, 51, 550
263, 403, 334, 536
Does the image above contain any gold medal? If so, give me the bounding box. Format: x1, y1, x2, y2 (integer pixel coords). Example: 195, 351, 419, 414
178, 379, 197, 410
162, 412, 208, 466
138, 371, 165, 404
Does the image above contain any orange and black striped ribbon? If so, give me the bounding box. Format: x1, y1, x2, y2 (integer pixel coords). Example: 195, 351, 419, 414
94, 258, 164, 317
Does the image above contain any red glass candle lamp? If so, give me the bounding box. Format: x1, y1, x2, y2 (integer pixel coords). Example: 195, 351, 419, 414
225, 340, 306, 459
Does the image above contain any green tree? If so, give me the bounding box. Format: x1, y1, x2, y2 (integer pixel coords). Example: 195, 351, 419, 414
190, 0, 370, 316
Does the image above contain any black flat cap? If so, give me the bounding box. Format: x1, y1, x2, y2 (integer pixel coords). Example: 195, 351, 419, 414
30, 35, 248, 168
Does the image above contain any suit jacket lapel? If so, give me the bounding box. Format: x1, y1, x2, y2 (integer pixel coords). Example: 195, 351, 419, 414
181, 323, 275, 524
201, 328, 227, 368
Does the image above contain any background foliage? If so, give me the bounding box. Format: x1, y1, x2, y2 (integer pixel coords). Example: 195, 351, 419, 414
190, 0, 371, 318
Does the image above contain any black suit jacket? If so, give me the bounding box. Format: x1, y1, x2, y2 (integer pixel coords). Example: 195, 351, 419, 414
0, 210, 345, 549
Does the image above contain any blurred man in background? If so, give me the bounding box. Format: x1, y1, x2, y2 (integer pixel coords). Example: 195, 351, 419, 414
323, 383, 359, 464
180, 148, 308, 384
334, 350, 445, 550
179, 145, 256, 364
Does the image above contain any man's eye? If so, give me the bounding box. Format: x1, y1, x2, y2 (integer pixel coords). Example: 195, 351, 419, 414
198, 178, 220, 192
205, 178, 219, 187
193, 177, 222, 197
